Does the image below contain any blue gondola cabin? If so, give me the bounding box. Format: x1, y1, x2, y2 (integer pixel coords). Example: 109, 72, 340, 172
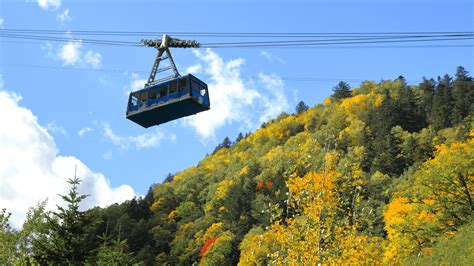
126, 74, 210, 128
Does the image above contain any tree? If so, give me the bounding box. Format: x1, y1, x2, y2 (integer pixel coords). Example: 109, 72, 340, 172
15, 200, 49, 264
295, 100, 309, 114
451, 66, 473, 125
222, 137, 232, 148
213, 137, 232, 153
368, 90, 404, 176
332, 81, 352, 99
260, 170, 382, 264
398, 86, 426, 132
455, 66, 470, 81
417, 78, 435, 118
0, 208, 18, 264
96, 223, 134, 265
397, 75, 408, 88
164, 173, 174, 183
235, 132, 244, 143
384, 137, 473, 263
33, 171, 94, 264
430, 75, 454, 130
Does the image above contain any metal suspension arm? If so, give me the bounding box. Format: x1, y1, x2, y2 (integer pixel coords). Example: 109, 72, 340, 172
141, 35, 200, 86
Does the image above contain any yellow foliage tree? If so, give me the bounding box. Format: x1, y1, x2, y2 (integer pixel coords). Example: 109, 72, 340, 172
383, 136, 473, 263
238, 228, 280, 266
246, 169, 383, 264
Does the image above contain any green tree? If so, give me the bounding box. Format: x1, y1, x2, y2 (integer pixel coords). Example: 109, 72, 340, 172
430, 75, 454, 130
295, 100, 309, 114
33, 172, 94, 264
235, 132, 244, 143
368, 90, 403, 175
451, 66, 473, 125
0, 208, 18, 264
213, 137, 233, 153
96, 223, 134, 265
384, 137, 473, 263
332, 81, 352, 99
417, 78, 435, 119
164, 173, 174, 183
397, 75, 408, 88
15, 200, 49, 264
398, 86, 426, 132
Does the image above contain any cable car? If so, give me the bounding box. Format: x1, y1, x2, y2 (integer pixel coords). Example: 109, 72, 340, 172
126, 35, 210, 128
126, 74, 210, 128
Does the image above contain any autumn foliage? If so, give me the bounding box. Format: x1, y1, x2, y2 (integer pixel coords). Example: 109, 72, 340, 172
256, 181, 273, 189
199, 237, 218, 257
2, 68, 472, 264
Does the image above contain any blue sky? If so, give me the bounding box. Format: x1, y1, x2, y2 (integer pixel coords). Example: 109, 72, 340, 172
0, 0, 473, 227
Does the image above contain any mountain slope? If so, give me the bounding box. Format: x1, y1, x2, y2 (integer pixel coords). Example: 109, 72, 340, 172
3, 67, 471, 265
141, 68, 472, 264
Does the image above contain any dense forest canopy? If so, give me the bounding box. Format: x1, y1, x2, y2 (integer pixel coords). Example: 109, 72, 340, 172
1, 67, 473, 264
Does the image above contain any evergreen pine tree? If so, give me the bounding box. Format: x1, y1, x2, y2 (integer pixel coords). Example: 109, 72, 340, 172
33, 168, 93, 264
367, 89, 404, 175
222, 137, 232, 148
417, 78, 435, 118
295, 100, 309, 114
164, 173, 174, 183
331, 81, 352, 99
96, 223, 134, 265
430, 75, 454, 130
398, 87, 426, 132
455, 66, 470, 80
235, 132, 244, 143
213, 137, 232, 153
451, 66, 473, 124
397, 75, 408, 88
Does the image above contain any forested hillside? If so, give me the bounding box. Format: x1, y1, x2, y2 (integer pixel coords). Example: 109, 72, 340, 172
1, 67, 472, 264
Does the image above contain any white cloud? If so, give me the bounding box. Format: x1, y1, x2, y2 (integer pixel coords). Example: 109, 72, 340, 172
124, 73, 147, 95
182, 49, 260, 139
186, 64, 202, 74
182, 49, 289, 139
257, 73, 289, 122
37, 0, 61, 10
59, 41, 81, 66
46, 121, 66, 136
0, 88, 136, 229
84, 51, 102, 69
56, 8, 71, 23
0, 18, 4, 29
260, 50, 285, 63
104, 124, 175, 150
57, 41, 102, 69
78, 127, 93, 137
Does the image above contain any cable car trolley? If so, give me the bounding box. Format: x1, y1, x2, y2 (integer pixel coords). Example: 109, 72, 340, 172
126, 35, 210, 128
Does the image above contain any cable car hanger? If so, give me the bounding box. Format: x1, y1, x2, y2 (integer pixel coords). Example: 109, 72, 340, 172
140, 34, 200, 86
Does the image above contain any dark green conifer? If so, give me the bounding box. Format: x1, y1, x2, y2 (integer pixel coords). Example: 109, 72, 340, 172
235, 132, 244, 143
430, 75, 454, 130
295, 100, 309, 114
33, 169, 93, 264
451, 66, 473, 125
332, 81, 352, 99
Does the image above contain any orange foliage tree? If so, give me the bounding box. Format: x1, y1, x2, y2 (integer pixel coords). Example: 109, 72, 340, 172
199, 237, 218, 257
